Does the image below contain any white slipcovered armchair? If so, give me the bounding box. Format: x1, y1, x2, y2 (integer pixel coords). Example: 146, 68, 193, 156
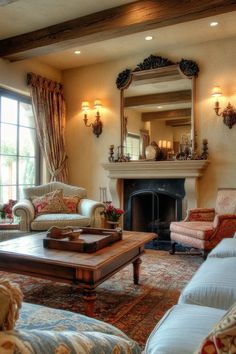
13, 182, 105, 232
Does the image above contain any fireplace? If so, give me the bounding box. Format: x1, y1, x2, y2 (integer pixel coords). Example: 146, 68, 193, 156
124, 179, 184, 240
102, 160, 209, 240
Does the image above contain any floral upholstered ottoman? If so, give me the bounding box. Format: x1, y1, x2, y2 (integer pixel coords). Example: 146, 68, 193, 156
0, 302, 141, 354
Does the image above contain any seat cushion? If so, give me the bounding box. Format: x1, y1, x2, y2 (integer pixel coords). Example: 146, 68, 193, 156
145, 303, 226, 354
179, 257, 236, 310
208, 238, 236, 258
31, 213, 90, 231
170, 221, 214, 240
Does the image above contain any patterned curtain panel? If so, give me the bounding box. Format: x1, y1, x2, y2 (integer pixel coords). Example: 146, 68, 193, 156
27, 73, 68, 183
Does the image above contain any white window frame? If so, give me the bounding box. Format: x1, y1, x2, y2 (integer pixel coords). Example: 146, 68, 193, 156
0, 87, 40, 202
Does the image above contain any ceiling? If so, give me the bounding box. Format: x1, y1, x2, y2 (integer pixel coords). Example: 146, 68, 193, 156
1, 0, 236, 70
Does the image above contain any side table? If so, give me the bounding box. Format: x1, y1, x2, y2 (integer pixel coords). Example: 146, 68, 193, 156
0, 222, 19, 230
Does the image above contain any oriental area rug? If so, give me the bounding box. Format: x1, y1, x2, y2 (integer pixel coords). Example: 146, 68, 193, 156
0, 250, 203, 349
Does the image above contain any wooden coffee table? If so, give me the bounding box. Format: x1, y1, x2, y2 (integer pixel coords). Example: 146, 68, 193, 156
0, 230, 155, 316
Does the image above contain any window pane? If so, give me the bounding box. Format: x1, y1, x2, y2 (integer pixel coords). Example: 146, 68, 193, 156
19, 127, 36, 157
19, 102, 35, 128
1, 96, 17, 124
18, 185, 33, 200
0, 155, 17, 185
0, 185, 17, 203
0, 91, 39, 204
18, 157, 36, 185
1, 123, 17, 155
126, 135, 140, 160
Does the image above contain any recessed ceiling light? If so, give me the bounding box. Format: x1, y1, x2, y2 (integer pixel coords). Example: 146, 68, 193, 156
157, 106, 163, 109
74, 50, 81, 55
210, 22, 218, 27
145, 36, 153, 41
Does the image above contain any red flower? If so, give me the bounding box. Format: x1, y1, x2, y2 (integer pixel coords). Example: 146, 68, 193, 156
101, 202, 125, 222
0, 199, 17, 220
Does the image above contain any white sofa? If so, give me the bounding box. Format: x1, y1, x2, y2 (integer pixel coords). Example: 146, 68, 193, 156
145, 234, 236, 354
13, 182, 105, 231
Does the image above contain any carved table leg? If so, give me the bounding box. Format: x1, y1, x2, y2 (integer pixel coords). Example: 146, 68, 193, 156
83, 288, 97, 317
133, 258, 142, 285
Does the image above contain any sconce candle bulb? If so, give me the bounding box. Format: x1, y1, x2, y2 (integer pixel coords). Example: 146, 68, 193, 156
81, 99, 103, 137
212, 85, 236, 129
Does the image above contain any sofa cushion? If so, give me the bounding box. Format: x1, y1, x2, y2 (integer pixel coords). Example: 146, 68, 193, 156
0, 328, 141, 354
31, 213, 90, 231
196, 302, 236, 354
215, 188, 236, 215
208, 238, 236, 258
0, 279, 22, 331
31, 189, 68, 215
145, 303, 225, 354
170, 221, 214, 240
179, 257, 236, 310
63, 195, 80, 213
12, 302, 141, 354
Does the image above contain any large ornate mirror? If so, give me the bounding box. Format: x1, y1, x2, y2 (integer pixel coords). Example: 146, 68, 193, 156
116, 55, 199, 161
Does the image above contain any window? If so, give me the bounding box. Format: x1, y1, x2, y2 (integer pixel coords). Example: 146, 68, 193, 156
0, 88, 40, 203
125, 133, 140, 160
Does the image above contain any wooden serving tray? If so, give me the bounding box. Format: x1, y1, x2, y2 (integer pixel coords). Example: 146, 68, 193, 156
43, 226, 122, 253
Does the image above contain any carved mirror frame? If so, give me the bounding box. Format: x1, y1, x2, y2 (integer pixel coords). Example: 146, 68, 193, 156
116, 54, 199, 160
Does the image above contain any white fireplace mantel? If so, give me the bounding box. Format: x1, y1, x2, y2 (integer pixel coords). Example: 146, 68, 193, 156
102, 160, 209, 216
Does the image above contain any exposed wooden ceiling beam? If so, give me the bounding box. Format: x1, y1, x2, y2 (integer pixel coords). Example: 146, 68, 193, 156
125, 90, 191, 108
166, 118, 191, 126
0, 0, 236, 60
142, 108, 191, 121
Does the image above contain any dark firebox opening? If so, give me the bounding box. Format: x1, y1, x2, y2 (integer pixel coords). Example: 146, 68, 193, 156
124, 179, 185, 241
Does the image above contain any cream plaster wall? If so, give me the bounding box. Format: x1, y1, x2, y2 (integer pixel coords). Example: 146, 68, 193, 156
125, 108, 144, 135
150, 120, 173, 146
0, 58, 61, 95
63, 36, 236, 207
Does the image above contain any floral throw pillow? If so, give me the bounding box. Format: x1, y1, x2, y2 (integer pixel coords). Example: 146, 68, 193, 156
196, 302, 236, 354
63, 196, 80, 213
31, 189, 68, 215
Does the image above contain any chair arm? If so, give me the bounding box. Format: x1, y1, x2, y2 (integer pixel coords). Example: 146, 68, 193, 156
78, 199, 105, 227
13, 200, 35, 232
207, 214, 236, 244
213, 214, 236, 228
184, 208, 215, 221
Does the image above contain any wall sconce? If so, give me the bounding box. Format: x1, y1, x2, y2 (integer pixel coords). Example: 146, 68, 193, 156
212, 85, 236, 129
81, 99, 103, 137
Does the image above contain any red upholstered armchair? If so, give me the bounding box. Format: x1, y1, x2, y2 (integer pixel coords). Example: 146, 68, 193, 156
170, 188, 236, 258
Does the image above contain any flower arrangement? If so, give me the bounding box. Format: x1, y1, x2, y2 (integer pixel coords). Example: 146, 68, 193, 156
101, 201, 124, 222
0, 199, 17, 221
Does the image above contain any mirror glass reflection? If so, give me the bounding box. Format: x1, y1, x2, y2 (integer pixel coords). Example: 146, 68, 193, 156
123, 66, 194, 160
